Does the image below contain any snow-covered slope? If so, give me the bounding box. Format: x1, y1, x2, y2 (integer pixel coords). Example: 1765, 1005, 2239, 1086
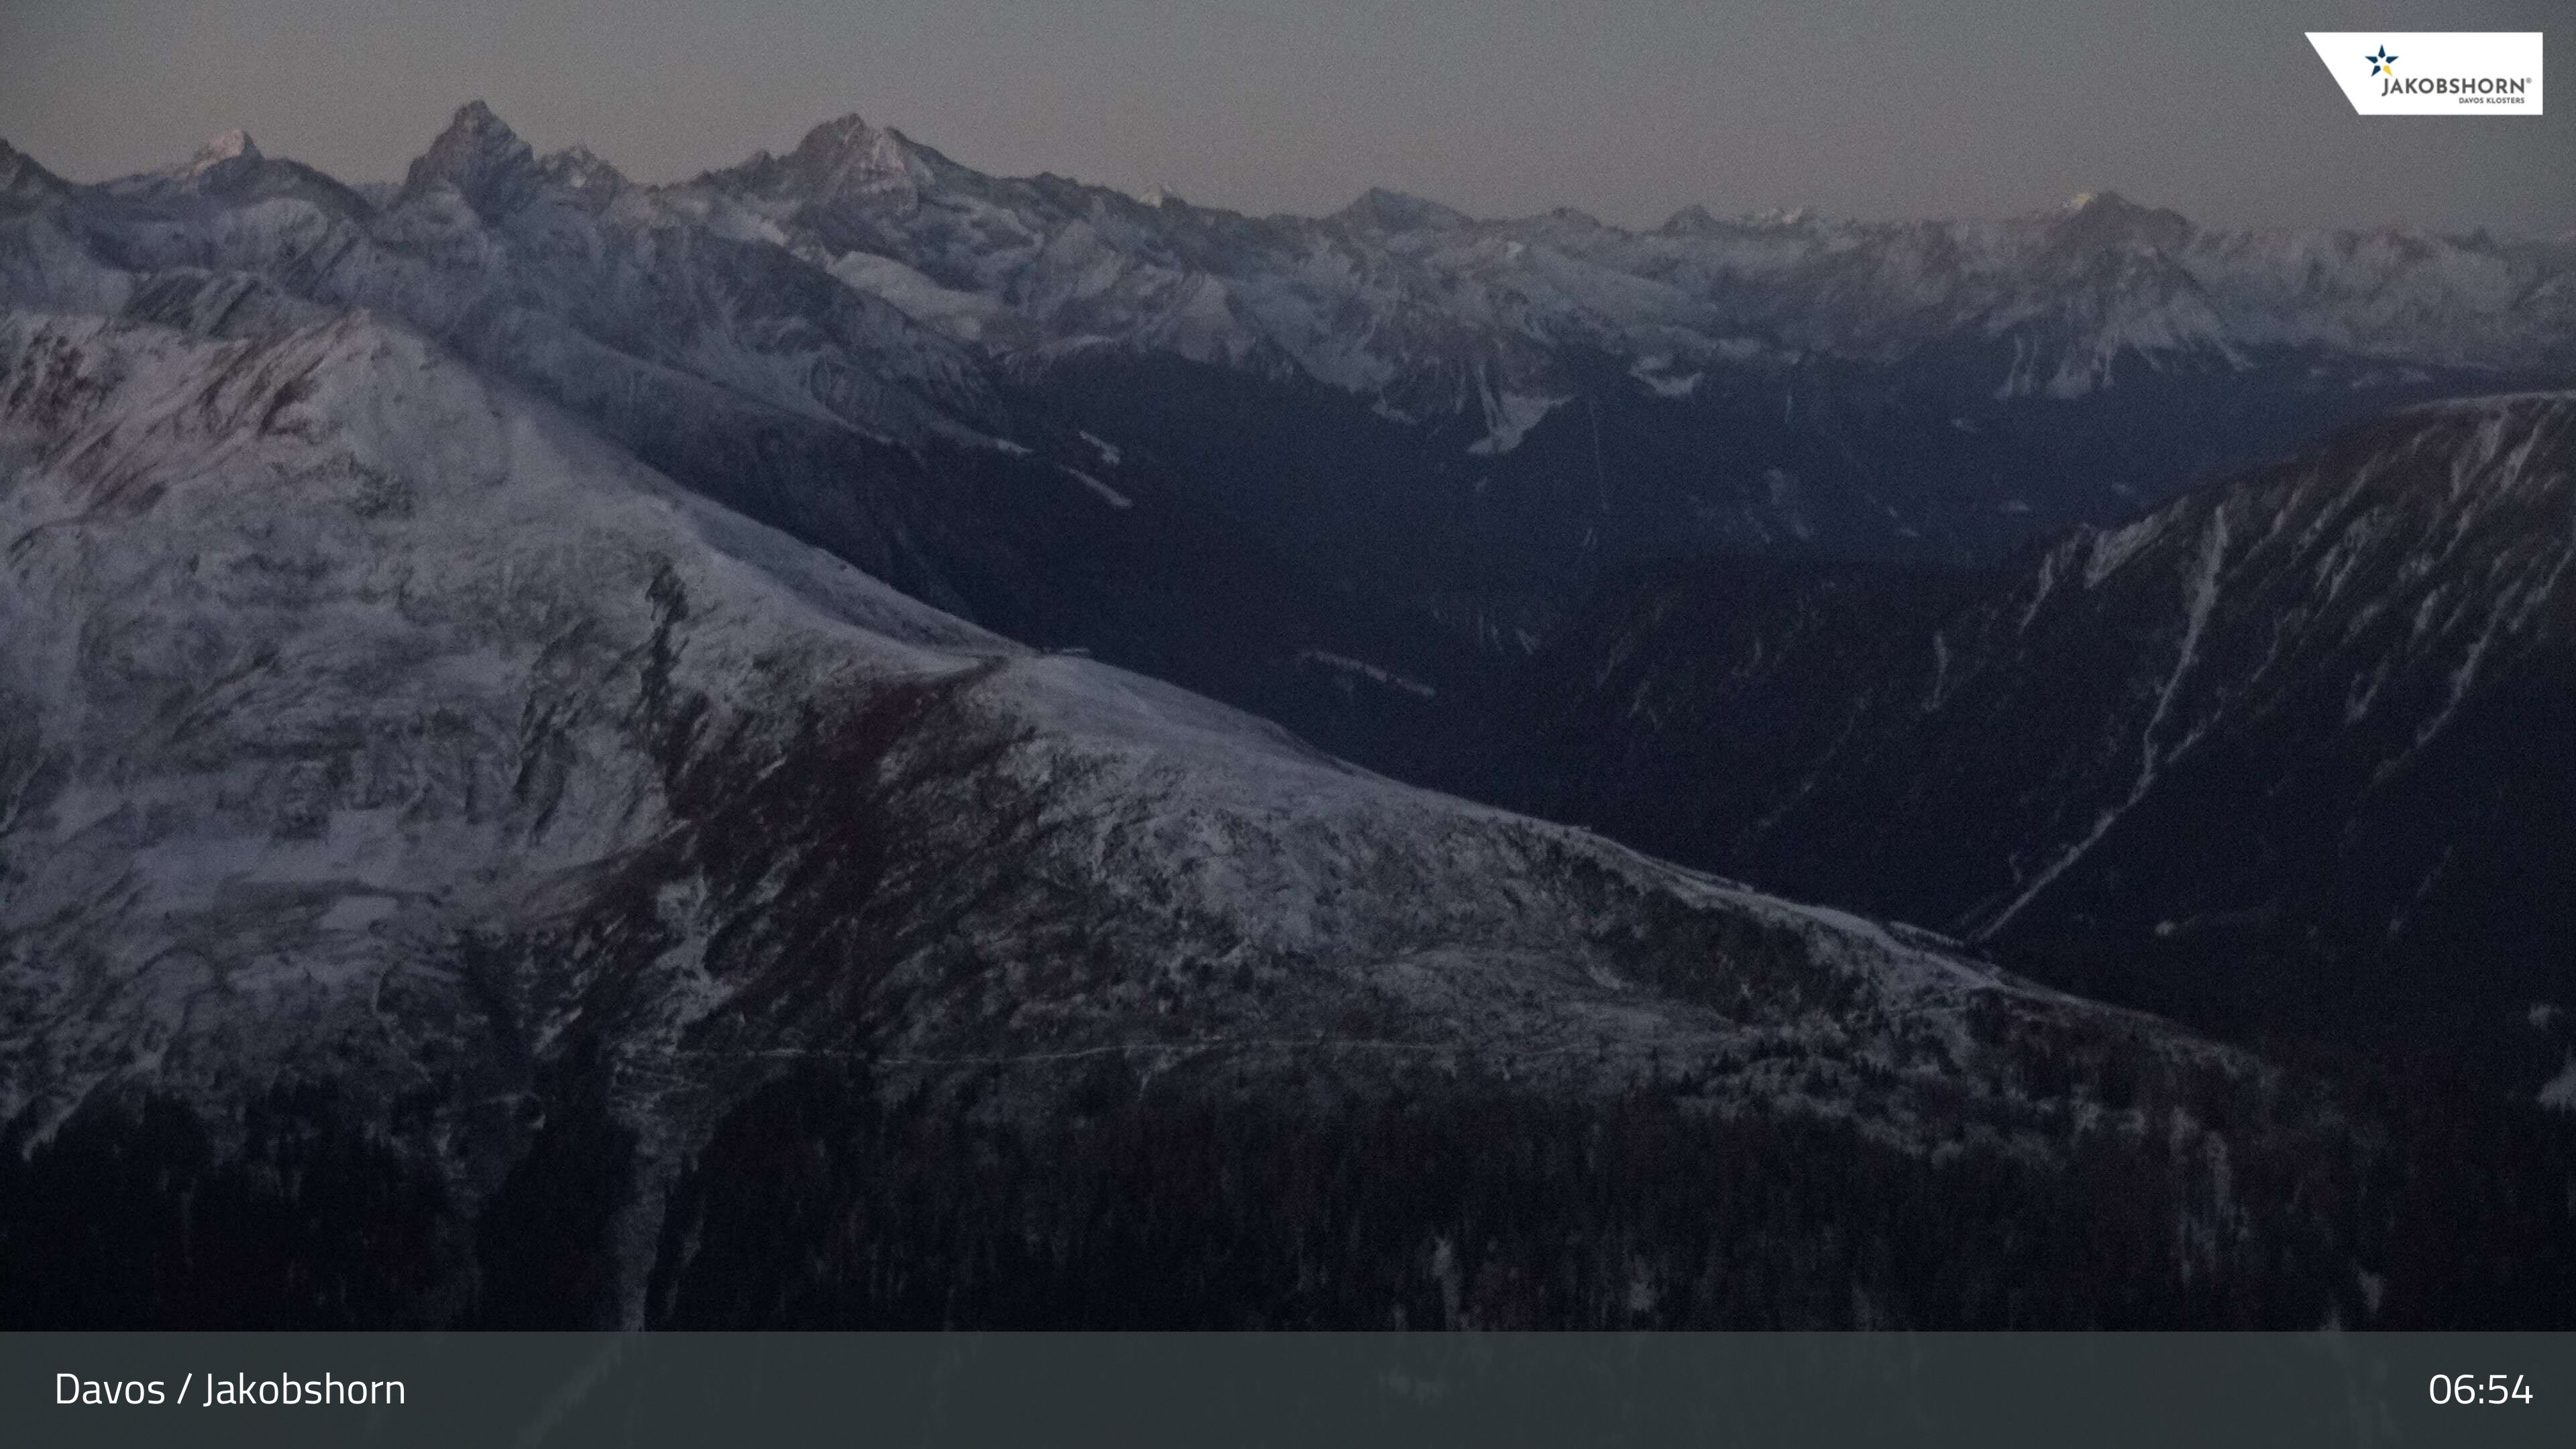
3, 305, 2299, 1323
0, 307, 991, 1138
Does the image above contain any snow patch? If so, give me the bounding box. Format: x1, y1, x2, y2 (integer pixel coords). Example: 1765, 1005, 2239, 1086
1465, 381, 1567, 456
1627, 356, 1702, 398
174, 130, 260, 178
2540, 1055, 2576, 1112
1297, 650, 1437, 699
1981, 504, 2229, 939
2084, 515, 2166, 588
1061, 466, 1133, 509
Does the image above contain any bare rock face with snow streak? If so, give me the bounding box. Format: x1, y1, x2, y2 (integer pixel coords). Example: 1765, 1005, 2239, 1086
1489, 392, 2576, 1046
1839, 394, 2575, 941
400, 100, 545, 219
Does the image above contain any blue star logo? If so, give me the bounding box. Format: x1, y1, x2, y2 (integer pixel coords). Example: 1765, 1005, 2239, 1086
2366, 46, 2398, 76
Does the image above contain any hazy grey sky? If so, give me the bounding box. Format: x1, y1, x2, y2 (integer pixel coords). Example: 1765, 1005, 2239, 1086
3, 0, 2568, 234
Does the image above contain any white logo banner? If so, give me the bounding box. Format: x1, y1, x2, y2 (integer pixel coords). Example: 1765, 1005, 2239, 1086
2304, 32, 2543, 115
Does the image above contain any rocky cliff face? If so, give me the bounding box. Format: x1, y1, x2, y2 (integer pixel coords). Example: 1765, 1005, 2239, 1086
1490, 394, 2576, 1049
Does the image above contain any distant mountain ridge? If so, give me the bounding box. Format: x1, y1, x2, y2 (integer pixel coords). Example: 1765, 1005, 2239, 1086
692, 111, 2573, 413
10, 103, 2569, 476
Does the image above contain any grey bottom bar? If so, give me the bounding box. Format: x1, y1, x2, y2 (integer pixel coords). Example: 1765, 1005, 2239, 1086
7, 1332, 2571, 1447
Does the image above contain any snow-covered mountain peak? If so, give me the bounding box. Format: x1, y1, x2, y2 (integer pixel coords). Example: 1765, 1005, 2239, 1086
1658, 203, 1724, 235
2063, 189, 2159, 215
0, 140, 70, 207
1332, 186, 1474, 233
778, 112, 938, 199
539, 143, 627, 197
425, 98, 522, 156
2048, 189, 2193, 253
401, 99, 541, 218
174, 129, 261, 178
792, 111, 875, 158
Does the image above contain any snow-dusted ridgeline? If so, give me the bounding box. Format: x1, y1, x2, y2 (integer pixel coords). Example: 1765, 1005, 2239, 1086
0, 305, 2286, 1308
